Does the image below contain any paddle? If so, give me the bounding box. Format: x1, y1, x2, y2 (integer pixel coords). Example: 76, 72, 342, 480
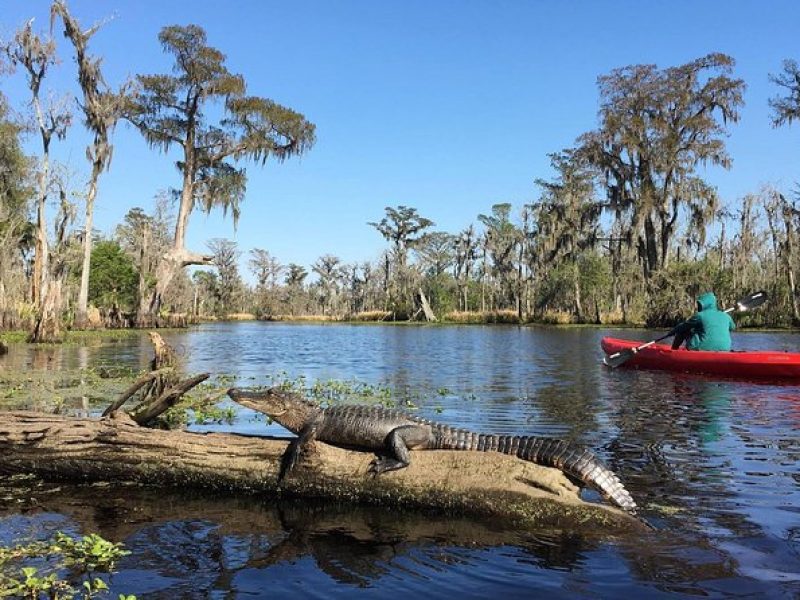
603, 290, 768, 369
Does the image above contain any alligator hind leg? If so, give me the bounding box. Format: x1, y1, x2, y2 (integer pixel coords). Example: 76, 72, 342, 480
369, 425, 429, 475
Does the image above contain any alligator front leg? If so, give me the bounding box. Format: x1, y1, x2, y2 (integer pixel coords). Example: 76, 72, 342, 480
368, 425, 430, 475
279, 418, 320, 482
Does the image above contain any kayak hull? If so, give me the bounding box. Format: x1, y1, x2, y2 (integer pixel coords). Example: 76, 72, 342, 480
601, 336, 800, 380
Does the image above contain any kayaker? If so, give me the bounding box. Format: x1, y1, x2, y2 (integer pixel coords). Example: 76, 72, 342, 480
670, 291, 735, 351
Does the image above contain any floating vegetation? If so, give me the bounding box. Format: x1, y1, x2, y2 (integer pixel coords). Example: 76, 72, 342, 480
0, 366, 135, 414
1, 344, 463, 428
0, 531, 134, 599
0, 328, 145, 347
159, 370, 456, 429
265, 372, 405, 408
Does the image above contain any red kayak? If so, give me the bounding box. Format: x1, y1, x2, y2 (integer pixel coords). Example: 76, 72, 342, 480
601, 336, 800, 380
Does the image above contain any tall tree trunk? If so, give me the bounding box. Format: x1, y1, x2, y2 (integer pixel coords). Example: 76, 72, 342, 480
139, 164, 211, 324
783, 206, 800, 322
30, 113, 53, 342
462, 260, 472, 312
659, 211, 673, 270
174, 167, 194, 251
480, 248, 487, 312
150, 175, 194, 319
517, 244, 524, 321
75, 161, 102, 328
31, 162, 49, 308
789, 269, 799, 322
573, 261, 583, 321
56, 3, 120, 330
135, 223, 151, 325
30, 278, 63, 343
643, 215, 658, 280
760, 200, 780, 283
383, 255, 390, 312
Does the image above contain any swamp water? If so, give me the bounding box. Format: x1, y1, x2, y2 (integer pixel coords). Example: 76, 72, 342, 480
1, 322, 799, 598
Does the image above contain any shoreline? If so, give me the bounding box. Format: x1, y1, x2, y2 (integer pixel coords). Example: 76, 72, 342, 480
1, 320, 795, 347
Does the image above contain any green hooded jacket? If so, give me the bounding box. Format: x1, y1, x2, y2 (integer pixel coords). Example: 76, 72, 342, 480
677, 292, 736, 351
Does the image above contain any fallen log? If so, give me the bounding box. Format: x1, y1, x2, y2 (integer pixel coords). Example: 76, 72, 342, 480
0, 410, 644, 533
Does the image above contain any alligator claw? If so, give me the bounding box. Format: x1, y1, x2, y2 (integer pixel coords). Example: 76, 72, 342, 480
369, 456, 405, 475
368, 458, 385, 476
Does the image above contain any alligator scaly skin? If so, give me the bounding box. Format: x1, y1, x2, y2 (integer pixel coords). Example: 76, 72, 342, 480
316, 405, 637, 513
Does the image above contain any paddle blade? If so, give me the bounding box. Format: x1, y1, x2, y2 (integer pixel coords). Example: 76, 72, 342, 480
735, 290, 768, 313
603, 349, 637, 369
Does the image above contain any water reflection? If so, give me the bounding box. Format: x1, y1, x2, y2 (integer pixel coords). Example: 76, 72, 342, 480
10, 481, 794, 597
1, 324, 800, 597
1, 483, 604, 597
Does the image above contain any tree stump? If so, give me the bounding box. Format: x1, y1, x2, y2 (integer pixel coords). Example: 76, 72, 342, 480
101, 331, 207, 426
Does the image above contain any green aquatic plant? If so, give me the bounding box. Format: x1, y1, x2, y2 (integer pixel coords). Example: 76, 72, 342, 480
154, 373, 241, 427
270, 375, 402, 408
0, 329, 145, 348
187, 404, 238, 426
0, 532, 133, 599
0, 366, 136, 412
51, 533, 129, 573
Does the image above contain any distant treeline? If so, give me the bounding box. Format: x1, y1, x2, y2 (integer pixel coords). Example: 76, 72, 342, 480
0, 4, 798, 339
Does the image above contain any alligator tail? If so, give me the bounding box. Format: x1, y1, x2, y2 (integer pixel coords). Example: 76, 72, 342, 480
432, 427, 637, 512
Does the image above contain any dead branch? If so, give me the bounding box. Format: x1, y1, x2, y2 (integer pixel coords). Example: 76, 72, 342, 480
101, 367, 173, 416
130, 373, 210, 425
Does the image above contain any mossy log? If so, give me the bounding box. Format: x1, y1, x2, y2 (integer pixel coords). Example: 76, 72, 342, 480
0, 410, 644, 533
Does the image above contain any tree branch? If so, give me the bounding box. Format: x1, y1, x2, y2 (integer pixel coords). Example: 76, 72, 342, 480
101, 367, 173, 416
131, 372, 209, 425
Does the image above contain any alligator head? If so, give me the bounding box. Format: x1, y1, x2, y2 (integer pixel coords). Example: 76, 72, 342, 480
227, 387, 321, 434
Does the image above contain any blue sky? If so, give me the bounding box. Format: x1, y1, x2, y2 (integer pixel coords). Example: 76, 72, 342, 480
2, 0, 798, 282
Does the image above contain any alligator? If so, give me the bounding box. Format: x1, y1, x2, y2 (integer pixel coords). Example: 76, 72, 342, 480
227, 387, 638, 513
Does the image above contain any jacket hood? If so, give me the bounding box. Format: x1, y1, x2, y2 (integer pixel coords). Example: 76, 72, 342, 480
696, 291, 718, 311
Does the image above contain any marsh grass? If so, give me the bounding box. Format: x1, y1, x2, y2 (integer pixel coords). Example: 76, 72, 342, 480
223, 313, 256, 321
349, 311, 393, 322
443, 310, 521, 324
0, 328, 151, 347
